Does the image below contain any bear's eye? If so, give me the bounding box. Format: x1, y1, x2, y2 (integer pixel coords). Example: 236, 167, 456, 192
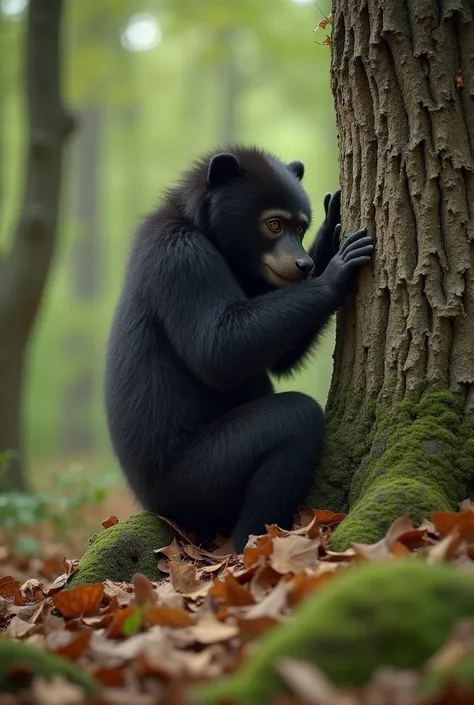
267, 219, 282, 234
296, 225, 305, 237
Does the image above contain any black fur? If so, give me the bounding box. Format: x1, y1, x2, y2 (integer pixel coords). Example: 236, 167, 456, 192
104, 145, 374, 552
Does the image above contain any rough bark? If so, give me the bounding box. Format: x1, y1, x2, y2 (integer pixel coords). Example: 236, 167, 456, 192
309, 0, 474, 547
0, 0, 73, 490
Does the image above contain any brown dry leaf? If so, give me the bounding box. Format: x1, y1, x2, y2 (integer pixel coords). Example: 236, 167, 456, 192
459, 499, 474, 513
50, 628, 92, 659
145, 605, 193, 628
181, 542, 231, 564
236, 615, 278, 644
102, 515, 119, 529
103, 580, 133, 607
20, 578, 45, 603
249, 565, 282, 602
134, 648, 182, 679
391, 542, 412, 557
313, 510, 346, 527
287, 570, 335, 607
185, 612, 239, 644
202, 559, 229, 574
90, 625, 168, 661
173, 645, 227, 679
428, 531, 462, 564
353, 514, 415, 561
270, 535, 319, 574
31, 674, 85, 705
4, 614, 38, 638
132, 573, 157, 606
156, 538, 185, 563
432, 510, 474, 542
169, 560, 205, 594
49, 558, 80, 593
395, 528, 429, 551
93, 666, 125, 686
243, 534, 274, 568
277, 657, 338, 705
154, 580, 185, 610
52, 583, 104, 618
0, 576, 24, 604
106, 606, 140, 638
244, 578, 288, 619
322, 548, 356, 563
211, 574, 255, 607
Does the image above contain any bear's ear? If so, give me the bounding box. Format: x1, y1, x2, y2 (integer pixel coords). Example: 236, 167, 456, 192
207, 153, 241, 189
287, 160, 305, 181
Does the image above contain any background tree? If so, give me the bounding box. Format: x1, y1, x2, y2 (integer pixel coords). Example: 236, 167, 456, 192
0, 0, 73, 491
310, 0, 474, 548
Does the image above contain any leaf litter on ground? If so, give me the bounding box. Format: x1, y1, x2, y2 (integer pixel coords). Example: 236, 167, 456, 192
2, 505, 474, 704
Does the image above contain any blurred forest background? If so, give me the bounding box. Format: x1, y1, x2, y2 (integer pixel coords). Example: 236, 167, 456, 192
0, 0, 336, 551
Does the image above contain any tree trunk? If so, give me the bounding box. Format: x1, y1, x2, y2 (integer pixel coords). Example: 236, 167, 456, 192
309, 0, 474, 548
0, 0, 73, 491
59, 106, 101, 455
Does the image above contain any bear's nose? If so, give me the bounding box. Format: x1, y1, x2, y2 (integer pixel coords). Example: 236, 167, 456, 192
295, 258, 313, 277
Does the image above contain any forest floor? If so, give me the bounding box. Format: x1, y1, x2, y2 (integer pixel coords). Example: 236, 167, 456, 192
2, 504, 474, 705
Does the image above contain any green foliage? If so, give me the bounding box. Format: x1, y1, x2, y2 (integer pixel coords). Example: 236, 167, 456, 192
196, 560, 474, 704
0, 462, 115, 555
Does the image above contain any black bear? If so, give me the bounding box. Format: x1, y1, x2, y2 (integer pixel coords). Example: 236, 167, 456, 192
104, 145, 374, 551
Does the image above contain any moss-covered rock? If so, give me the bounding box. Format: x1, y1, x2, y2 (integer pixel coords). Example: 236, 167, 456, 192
194, 560, 474, 705
68, 512, 175, 586
0, 638, 97, 694
329, 389, 474, 550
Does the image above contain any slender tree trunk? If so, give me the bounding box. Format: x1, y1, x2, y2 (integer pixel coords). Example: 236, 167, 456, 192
0, 0, 73, 491
310, 0, 474, 548
60, 106, 101, 455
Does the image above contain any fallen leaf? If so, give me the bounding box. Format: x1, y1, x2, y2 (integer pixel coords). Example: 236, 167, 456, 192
132, 573, 157, 606
50, 628, 92, 660
106, 607, 140, 639
427, 531, 462, 564
313, 510, 346, 527
287, 570, 335, 607
270, 535, 319, 574
243, 534, 274, 568
277, 657, 338, 705
432, 510, 474, 542
31, 674, 85, 705
20, 579, 45, 603
52, 583, 104, 618
145, 605, 193, 628
4, 614, 38, 638
244, 578, 288, 619
185, 612, 239, 644
102, 515, 119, 529
211, 574, 255, 606
236, 615, 278, 644
0, 576, 24, 605
169, 560, 205, 594
93, 665, 125, 686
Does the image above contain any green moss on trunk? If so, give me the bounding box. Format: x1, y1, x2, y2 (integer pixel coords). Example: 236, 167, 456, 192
329, 389, 474, 550
194, 560, 474, 705
68, 513, 175, 586
308, 393, 375, 513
